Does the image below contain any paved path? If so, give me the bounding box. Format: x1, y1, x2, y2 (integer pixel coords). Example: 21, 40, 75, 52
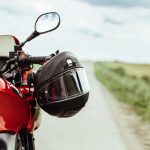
34, 62, 143, 150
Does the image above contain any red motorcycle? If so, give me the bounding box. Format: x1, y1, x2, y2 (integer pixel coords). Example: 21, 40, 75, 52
0, 12, 90, 150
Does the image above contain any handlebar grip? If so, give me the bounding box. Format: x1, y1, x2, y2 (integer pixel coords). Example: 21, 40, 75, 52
24, 54, 55, 65
0, 54, 54, 73
26, 56, 47, 64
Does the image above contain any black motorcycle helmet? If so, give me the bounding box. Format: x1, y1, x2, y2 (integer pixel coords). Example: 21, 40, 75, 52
34, 52, 90, 118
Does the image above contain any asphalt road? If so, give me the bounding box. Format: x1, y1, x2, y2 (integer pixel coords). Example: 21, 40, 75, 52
34, 62, 144, 150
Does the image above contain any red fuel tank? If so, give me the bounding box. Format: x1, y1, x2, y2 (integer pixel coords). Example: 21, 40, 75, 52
0, 78, 30, 133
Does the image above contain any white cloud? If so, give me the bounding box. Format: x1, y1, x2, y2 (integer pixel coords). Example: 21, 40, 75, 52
80, 0, 150, 8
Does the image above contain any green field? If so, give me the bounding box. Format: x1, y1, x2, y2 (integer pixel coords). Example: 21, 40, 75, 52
100, 62, 150, 78
94, 61, 150, 121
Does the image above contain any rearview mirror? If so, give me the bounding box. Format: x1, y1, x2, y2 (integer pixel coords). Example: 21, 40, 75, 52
35, 12, 60, 34
15, 12, 61, 51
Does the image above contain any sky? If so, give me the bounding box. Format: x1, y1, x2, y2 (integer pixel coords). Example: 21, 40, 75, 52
81, 0, 150, 8
0, 0, 150, 63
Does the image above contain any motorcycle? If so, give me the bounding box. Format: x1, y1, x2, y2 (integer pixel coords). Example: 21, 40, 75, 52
0, 12, 90, 150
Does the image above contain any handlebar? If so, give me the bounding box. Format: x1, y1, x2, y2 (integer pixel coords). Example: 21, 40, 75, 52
0, 54, 55, 73
21, 56, 47, 65
21, 53, 55, 65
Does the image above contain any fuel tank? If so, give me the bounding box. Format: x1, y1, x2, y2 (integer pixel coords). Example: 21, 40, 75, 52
0, 78, 30, 133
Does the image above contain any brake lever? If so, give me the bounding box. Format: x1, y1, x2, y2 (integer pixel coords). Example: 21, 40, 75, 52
0, 57, 18, 73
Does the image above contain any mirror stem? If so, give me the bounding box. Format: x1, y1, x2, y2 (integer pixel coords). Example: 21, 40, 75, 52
26, 31, 40, 42
14, 42, 26, 52
14, 31, 40, 52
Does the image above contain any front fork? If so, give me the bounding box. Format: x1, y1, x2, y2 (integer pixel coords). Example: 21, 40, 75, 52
15, 129, 35, 150
0, 130, 35, 150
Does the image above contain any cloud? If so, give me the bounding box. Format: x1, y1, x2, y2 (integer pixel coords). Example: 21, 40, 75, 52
0, 6, 19, 14
0, 0, 42, 15
104, 16, 124, 25
78, 28, 103, 37
80, 0, 150, 8
1, 0, 150, 63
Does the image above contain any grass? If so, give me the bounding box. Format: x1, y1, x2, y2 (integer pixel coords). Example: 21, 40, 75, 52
101, 61, 150, 78
94, 61, 150, 121
33, 64, 41, 72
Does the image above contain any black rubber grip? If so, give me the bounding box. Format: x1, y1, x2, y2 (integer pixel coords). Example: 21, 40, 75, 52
26, 56, 46, 64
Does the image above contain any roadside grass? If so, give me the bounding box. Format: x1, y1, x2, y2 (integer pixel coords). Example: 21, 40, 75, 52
94, 61, 150, 121
33, 64, 41, 72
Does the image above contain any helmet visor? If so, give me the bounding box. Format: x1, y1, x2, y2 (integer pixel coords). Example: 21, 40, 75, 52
40, 68, 90, 104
